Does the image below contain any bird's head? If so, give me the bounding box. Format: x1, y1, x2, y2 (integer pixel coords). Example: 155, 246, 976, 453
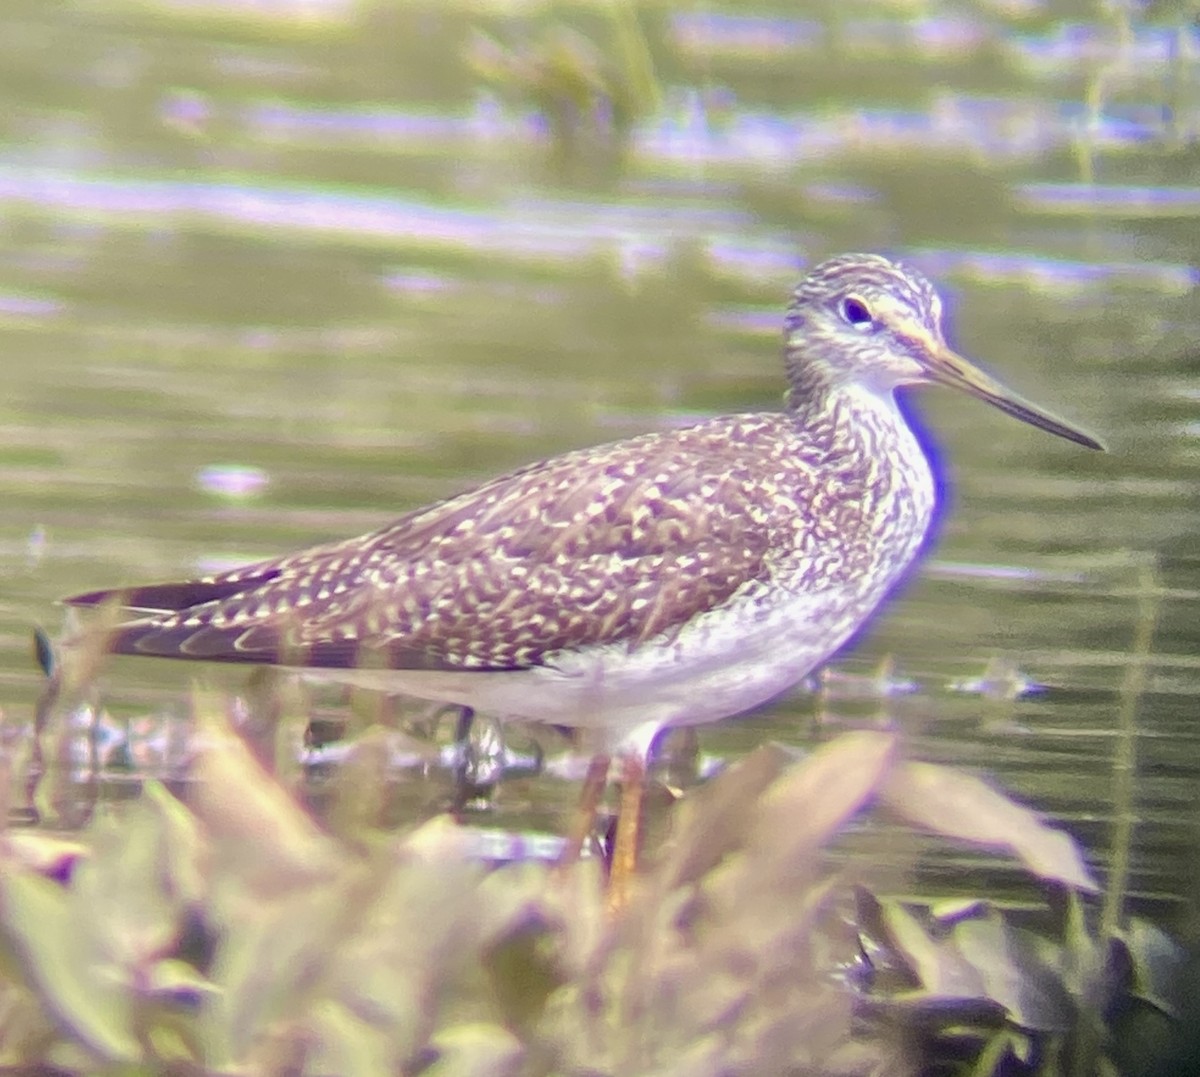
784, 253, 1104, 450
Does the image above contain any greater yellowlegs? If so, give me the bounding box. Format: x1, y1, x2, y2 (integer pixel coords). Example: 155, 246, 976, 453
64, 253, 1103, 894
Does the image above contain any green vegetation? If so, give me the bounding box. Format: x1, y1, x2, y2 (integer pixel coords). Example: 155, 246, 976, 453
0, 689, 1184, 1075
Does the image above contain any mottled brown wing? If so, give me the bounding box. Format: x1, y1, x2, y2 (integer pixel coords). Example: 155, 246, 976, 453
67, 415, 811, 671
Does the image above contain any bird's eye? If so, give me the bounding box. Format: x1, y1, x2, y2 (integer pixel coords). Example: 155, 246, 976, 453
840, 296, 873, 328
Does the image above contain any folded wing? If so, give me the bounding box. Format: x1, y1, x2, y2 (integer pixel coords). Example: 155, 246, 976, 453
66, 416, 813, 672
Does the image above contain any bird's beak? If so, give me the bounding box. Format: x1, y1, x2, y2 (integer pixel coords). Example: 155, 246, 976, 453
921, 341, 1106, 451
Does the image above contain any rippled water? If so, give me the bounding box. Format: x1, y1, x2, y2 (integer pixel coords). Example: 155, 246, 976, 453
0, 1, 1197, 921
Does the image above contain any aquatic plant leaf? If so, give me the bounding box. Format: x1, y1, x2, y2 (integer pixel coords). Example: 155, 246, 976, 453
483, 918, 560, 1031
658, 741, 791, 889
953, 912, 1076, 1032
304, 999, 395, 1076
537, 854, 606, 977
1059, 889, 1099, 1001
474, 861, 556, 943
0, 867, 139, 1062
852, 887, 921, 992
554, 746, 873, 1076
968, 1027, 1028, 1077
144, 957, 218, 1011
325, 825, 487, 1058
1124, 918, 1186, 1017
142, 780, 208, 906
2, 833, 87, 883
424, 1023, 524, 1077
204, 874, 367, 1065
857, 991, 1007, 1032
877, 899, 987, 999
750, 731, 897, 865
929, 898, 989, 927
823, 1038, 901, 1077
186, 688, 342, 895
0, 984, 57, 1065
70, 781, 205, 969
871, 899, 938, 985
880, 761, 1098, 891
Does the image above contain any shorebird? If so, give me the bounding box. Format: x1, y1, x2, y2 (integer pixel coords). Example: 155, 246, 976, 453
63, 253, 1103, 898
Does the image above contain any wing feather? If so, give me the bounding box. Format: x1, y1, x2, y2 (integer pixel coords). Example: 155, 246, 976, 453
65, 414, 819, 672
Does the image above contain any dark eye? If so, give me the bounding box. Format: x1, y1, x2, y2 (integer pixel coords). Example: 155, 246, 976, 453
840, 296, 873, 327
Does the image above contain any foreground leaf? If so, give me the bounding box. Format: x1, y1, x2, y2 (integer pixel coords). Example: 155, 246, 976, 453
880, 761, 1098, 891
204, 869, 371, 1065
187, 689, 342, 896
751, 731, 898, 868
658, 742, 792, 890
875, 898, 986, 999
424, 1023, 524, 1077
0, 867, 140, 1062
953, 912, 1076, 1032
1124, 918, 1186, 1017
69, 784, 203, 970
304, 999, 395, 1077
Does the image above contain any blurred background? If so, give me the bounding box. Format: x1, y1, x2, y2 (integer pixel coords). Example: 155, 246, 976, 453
0, 0, 1196, 927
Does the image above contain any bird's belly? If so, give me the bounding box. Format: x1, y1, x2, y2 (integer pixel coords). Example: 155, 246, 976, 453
530, 587, 863, 732
300, 577, 891, 744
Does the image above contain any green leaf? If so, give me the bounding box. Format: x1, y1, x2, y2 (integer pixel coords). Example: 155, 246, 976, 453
483, 920, 560, 1031
0, 867, 140, 1062
751, 731, 897, 866
967, 1027, 1025, 1077
69, 793, 190, 968
3, 832, 88, 882
659, 742, 792, 889
142, 781, 207, 908
324, 830, 487, 1057
303, 1000, 395, 1077
880, 761, 1098, 891
1124, 918, 1186, 1017
144, 958, 219, 1011
204, 877, 362, 1065
953, 912, 1075, 1032
424, 1023, 523, 1077
878, 899, 986, 999
186, 689, 342, 896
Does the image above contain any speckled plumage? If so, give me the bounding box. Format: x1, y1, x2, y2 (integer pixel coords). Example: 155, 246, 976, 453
65, 254, 1100, 743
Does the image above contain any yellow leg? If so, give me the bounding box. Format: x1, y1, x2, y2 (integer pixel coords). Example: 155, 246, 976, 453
557, 752, 611, 869
607, 752, 645, 913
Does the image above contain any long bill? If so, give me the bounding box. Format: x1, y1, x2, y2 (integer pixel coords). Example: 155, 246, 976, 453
923, 345, 1106, 451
